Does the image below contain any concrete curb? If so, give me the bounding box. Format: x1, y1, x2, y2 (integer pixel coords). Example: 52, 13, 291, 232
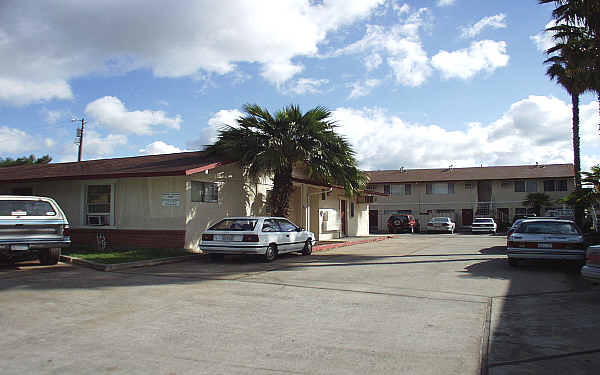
312, 236, 391, 252
59, 254, 203, 272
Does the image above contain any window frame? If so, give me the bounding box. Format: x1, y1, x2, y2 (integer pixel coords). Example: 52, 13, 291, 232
83, 183, 115, 226
191, 181, 219, 203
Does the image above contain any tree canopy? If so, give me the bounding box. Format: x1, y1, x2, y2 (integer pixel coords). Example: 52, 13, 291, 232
0, 154, 52, 167
205, 104, 366, 217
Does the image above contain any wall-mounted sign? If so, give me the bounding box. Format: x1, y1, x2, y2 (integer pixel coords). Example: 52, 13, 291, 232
161, 193, 181, 207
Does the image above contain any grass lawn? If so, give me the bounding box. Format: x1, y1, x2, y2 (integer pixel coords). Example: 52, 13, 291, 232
62, 247, 194, 264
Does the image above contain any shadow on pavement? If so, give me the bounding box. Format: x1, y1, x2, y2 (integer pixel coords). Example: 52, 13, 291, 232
461, 246, 600, 374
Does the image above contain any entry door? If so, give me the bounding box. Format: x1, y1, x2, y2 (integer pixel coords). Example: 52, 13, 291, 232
462, 209, 473, 226
340, 200, 347, 236
369, 210, 378, 233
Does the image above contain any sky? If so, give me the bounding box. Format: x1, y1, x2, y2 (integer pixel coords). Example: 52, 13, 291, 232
1, 0, 599, 172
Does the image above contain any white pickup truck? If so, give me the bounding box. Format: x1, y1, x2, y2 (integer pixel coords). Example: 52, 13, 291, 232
0, 195, 71, 265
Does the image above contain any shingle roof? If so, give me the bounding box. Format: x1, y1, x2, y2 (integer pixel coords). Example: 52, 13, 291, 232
365, 164, 574, 184
0, 151, 228, 183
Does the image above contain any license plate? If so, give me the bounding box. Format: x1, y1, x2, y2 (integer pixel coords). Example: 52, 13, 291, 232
538, 243, 552, 248
220, 235, 234, 241
10, 245, 29, 251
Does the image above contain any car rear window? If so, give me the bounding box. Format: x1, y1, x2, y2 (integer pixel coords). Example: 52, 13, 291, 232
0, 200, 56, 216
473, 219, 493, 223
517, 221, 580, 235
431, 217, 449, 223
209, 219, 258, 231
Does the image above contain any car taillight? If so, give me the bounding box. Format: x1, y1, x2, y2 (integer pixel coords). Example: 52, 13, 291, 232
242, 234, 259, 242
442, 223, 449, 226
63, 225, 71, 236
588, 253, 600, 264
202, 234, 213, 241
427, 223, 433, 226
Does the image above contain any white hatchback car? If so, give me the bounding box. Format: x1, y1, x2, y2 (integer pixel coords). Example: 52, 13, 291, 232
200, 217, 316, 262
426, 217, 456, 234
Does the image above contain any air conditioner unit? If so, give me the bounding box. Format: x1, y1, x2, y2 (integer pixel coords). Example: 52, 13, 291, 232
87, 215, 106, 226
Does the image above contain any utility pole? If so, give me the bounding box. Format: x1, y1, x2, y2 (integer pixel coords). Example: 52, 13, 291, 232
73, 118, 85, 162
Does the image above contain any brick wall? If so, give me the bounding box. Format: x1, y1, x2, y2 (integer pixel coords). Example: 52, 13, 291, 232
70, 229, 186, 249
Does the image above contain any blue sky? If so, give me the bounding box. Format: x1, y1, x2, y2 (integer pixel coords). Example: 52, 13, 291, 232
1, 0, 599, 171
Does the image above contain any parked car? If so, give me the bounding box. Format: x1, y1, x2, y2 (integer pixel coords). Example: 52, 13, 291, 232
581, 245, 600, 283
426, 217, 456, 234
471, 217, 497, 234
506, 218, 585, 267
200, 217, 316, 262
507, 218, 526, 239
387, 214, 417, 233
0, 195, 71, 265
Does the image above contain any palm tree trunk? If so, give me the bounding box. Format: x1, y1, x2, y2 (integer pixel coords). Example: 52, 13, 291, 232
270, 166, 293, 217
572, 93, 584, 227
572, 93, 582, 189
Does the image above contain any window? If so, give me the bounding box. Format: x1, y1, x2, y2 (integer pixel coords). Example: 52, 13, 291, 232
351, 202, 355, 217
391, 184, 411, 196
383, 184, 391, 195
515, 180, 537, 192
514, 181, 525, 192
526, 181, 537, 192
191, 181, 218, 203
426, 183, 454, 195
464, 182, 473, 190
545, 180, 568, 192
557, 180, 568, 191
366, 184, 376, 191
0, 200, 55, 216
209, 218, 258, 231
86, 185, 112, 226
262, 219, 278, 232
276, 219, 297, 232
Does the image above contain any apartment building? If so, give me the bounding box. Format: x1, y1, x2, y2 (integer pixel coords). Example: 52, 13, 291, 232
365, 164, 575, 232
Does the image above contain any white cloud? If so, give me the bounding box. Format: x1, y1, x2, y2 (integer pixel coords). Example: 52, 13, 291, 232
139, 141, 185, 155
531, 20, 557, 52
431, 40, 509, 80
0, 0, 384, 104
347, 79, 381, 99
84, 96, 182, 135
286, 78, 329, 95
437, 0, 456, 7
460, 14, 507, 39
82, 130, 128, 160
41, 109, 65, 124
0, 126, 37, 153
332, 95, 600, 171
187, 109, 245, 150
335, 8, 433, 87
0, 78, 72, 106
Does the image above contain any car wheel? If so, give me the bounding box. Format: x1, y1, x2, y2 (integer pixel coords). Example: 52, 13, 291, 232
302, 240, 312, 256
508, 258, 519, 267
39, 248, 60, 265
264, 244, 277, 262
208, 253, 224, 262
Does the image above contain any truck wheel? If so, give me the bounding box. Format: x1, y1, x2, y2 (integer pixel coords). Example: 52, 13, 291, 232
39, 248, 60, 265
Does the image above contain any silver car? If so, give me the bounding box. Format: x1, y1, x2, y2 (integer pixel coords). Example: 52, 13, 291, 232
200, 217, 316, 262
471, 217, 497, 234
426, 217, 456, 234
506, 218, 585, 267
581, 245, 600, 283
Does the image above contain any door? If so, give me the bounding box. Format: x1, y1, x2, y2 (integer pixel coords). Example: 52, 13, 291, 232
340, 200, 347, 236
276, 219, 300, 253
497, 208, 509, 231
462, 209, 473, 226
369, 210, 378, 233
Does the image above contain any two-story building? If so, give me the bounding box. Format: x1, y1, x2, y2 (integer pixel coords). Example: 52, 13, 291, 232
365, 164, 575, 232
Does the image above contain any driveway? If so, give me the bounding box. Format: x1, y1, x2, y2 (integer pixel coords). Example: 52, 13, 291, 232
0, 234, 598, 374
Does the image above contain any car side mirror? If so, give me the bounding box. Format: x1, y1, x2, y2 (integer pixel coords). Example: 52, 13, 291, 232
296, 227, 304, 232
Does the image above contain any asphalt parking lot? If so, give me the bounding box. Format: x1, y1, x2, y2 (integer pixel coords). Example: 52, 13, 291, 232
1, 234, 599, 374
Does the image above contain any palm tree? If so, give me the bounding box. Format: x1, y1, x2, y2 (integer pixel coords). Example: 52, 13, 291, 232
205, 104, 366, 217
523, 193, 553, 216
